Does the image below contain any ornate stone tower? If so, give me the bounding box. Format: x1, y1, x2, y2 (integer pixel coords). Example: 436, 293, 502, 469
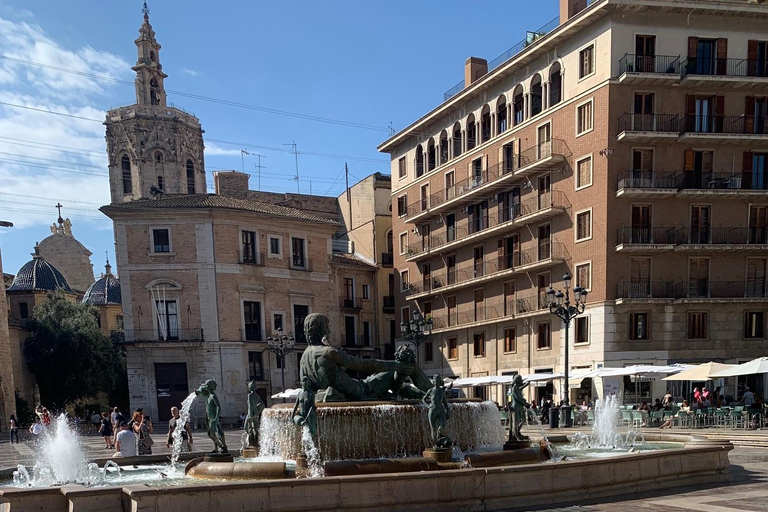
105, 2, 206, 204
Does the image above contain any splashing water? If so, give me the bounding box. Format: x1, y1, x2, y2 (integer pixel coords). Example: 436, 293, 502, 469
526, 409, 557, 460
568, 395, 644, 450
170, 392, 197, 468
300, 425, 323, 477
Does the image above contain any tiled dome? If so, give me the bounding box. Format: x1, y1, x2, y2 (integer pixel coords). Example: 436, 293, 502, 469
7, 245, 74, 293
82, 262, 122, 306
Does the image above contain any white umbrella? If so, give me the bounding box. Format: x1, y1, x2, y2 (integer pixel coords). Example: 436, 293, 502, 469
709, 357, 768, 378
663, 362, 735, 381
522, 373, 564, 382
450, 375, 518, 388
271, 388, 301, 399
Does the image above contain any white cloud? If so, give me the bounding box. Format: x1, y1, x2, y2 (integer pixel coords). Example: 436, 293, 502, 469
204, 143, 242, 156
182, 67, 199, 77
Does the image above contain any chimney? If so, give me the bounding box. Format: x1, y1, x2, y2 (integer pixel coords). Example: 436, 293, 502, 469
560, 0, 584, 25
213, 171, 250, 199
464, 57, 488, 88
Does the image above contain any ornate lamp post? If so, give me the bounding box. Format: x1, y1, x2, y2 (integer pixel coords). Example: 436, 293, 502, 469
266, 328, 295, 401
546, 272, 587, 425
400, 309, 433, 357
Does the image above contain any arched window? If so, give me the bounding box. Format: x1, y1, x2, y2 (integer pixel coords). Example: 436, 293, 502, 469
150, 78, 160, 106
452, 122, 462, 158
549, 62, 562, 107
496, 95, 508, 134
531, 74, 543, 116
512, 85, 525, 126
427, 139, 436, 172
480, 105, 492, 143
386, 230, 393, 253
466, 114, 476, 150
186, 159, 196, 194
121, 155, 132, 194
415, 145, 424, 177
439, 130, 449, 165
155, 151, 163, 163
149, 51, 156, 62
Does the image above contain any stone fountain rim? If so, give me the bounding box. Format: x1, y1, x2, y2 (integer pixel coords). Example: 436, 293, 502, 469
268, 397, 483, 409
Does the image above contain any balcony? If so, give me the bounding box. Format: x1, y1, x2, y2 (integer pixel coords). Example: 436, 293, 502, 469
616, 171, 678, 198
617, 54, 682, 85
340, 297, 363, 310
617, 113, 680, 143
617, 280, 768, 302
681, 58, 768, 90
113, 328, 204, 343
405, 191, 569, 261
403, 139, 571, 222
381, 252, 394, 267
616, 227, 676, 252
383, 295, 395, 314
428, 292, 547, 333
674, 227, 768, 251
405, 241, 568, 300
679, 115, 768, 145
678, 171, 768, 196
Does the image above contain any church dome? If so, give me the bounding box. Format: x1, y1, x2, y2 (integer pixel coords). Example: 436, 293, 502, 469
83, 262, 122, 306
7, 246, 74, 293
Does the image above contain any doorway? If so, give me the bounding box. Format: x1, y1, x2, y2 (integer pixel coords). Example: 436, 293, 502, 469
154, 363, 188, 422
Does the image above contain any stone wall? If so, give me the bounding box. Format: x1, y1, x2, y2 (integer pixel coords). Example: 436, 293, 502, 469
0, 248, 16, 421
37, 230, 94, 293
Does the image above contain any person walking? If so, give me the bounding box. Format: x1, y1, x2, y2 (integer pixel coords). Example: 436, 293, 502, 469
99, 412, 114, 449
9, 415, 18, 444
167, 406, 193, 452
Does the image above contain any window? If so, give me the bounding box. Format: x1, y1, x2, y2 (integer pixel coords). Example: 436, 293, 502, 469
537, 322, 551, 349
448, 337, 458, 359
18, 302, 28, 319
293, 304, 309, 344
121, 155, 132, 194
116, 315, 124, 331
745, 311, 765, 339
343, 278, 354, 301
155, 152, 163, 163
243, 301, 262, 341
157, 176, 164, 190
420, 184, 429, 211
363, 321, 371, 346
268, 236, 282, 257
577, 101, 593, 135
401, 307, 410, 326
401, 197, 414, 219
579, 44, 595, 79
629, 312, 649, 340
248, 351, 264, 381
575, 262, 591, 291
152, 228, 170, 253
504, 281, 516, 316
473, 332, 485, 357
687, 312, 708, 340
747, 258, 767, 298
576, 156, 592, 189
398, 157, 406, 179
576, 210, 592, 241
504, 328, 516, 353
474, 289, 485, 322
96, 314, 102, 329
447, 295, 457, 326
575, 316, 589, 344
424, 341, 434, 362
242, 230, 257, 264
273, 313, 284, 332
399, 232, 408, 255
186, 159, 195, 194
362, 284, 370, 299
155, 300, 178, 340
401, 270, 409, 292
291, 237, 306, 268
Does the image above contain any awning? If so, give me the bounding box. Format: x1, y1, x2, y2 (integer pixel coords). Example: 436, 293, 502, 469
449, 375, 518, 388
709, 357, 768, 378
271, 388, 301, 399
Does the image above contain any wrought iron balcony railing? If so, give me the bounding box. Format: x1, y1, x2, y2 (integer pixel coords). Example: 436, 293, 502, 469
617, 171, 678, 190
618, 53, 682, 75
618, 113, 679, 133
113, 328, 204, 343
617, 280, 768, 300
617, 227, 676, 245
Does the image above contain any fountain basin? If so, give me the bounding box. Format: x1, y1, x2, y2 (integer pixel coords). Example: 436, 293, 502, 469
184, 459, 289, 480
260, 399, 505, 461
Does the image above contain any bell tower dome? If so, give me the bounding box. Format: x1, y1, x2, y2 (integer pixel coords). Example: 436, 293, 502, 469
104, 2, 206, 204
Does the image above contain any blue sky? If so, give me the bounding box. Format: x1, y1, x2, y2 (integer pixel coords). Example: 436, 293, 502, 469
0, 0, 559, 279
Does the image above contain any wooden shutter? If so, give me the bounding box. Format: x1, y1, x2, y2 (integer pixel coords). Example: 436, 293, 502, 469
686, 94, 696, 116
746, 96, 756, 133
684, 149, 695, 172
744, 151, 754, 189
715, 96, 725, 132
747, 258, 767, 297
716, 38, 728, 75
688, 37, 699, 59
631, 258, 651, 282
748, 40, 759, 76
744, 151, 754, 172
702, 151, 713, 173
497, 239, 504, 270
498, 146, 504, 173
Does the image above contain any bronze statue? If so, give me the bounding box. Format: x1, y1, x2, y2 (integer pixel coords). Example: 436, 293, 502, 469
299, 313, 431, 401
291, 375, 317, 438
423, 374, 451, 449
244, 381, 265, 448
195, 379, 228, 454
510, 374, 531, 442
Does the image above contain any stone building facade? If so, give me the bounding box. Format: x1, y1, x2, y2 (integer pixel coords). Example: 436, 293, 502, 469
37, 219, 95, 293
0, 241, 17, 424
380, 0, 768, 404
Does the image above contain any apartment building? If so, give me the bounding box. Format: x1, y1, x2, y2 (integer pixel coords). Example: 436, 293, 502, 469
379, 0, 768, 404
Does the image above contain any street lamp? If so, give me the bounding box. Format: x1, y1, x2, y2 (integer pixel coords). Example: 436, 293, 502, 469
546, 272, 587, 423
400, 309, 433, 356
266, 328, 295, 401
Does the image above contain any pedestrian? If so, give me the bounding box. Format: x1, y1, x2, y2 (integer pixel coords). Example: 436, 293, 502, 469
114, 421, 137, 458
91, 411, 101, 432
693, 387, 702, 405
99, 412, 114, 449
167, 406, 193, 452
28, 418, 44, 436
112, 408, 123, 447
41, 408, 51, 427
9, 414, 18, 444
130, 411, 154, 455
743, 387, 756, 406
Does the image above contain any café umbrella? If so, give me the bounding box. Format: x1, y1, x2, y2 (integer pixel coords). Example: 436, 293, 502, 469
662, 362, 736, 381
708, 357, 768, 378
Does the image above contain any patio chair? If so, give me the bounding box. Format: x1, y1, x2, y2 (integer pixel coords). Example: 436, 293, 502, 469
586, 411, 595, 427
694, 409, 707, 428
650, 410, 664, 427
499, 411, 510, 427
676, 411, 692, 429
730, 407, 745, 429
630, 410, 643, 427
621, 410, 633, 426
713, 408, 729, 428
747, 406, 763, 429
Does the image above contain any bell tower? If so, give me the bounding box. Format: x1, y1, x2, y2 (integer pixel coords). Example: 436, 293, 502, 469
133, 2, 167, 107
104, 2, 206, 204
